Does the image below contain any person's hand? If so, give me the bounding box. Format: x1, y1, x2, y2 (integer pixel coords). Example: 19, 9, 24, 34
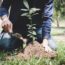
0, 18, 2, 28
41, 39, 53, 52
1, 15, 13, 33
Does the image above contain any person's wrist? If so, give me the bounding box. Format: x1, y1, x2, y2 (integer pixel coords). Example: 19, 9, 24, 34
1, 15, 8, 21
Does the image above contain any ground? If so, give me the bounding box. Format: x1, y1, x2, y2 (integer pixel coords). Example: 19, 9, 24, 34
0, 20, 65, 65
52, 21, 65, 42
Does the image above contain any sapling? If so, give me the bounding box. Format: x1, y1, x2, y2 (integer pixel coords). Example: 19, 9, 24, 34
21, 0, 40, 43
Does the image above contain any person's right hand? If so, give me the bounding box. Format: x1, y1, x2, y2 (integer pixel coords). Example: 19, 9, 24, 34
1, 15, 13, 33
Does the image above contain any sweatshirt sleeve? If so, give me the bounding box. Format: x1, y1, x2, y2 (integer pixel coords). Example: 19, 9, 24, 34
0, 0, 12, 16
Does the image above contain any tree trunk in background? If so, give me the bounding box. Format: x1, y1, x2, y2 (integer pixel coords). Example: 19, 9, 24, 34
56, 17, 60, 28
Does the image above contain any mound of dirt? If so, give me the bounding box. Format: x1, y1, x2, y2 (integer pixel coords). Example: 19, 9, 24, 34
16, 41, 56, 60
6, 41, 56, 60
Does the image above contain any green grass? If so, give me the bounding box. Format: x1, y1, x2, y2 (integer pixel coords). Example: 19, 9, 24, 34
51, 21, 65, 36
51, 27, 65, 36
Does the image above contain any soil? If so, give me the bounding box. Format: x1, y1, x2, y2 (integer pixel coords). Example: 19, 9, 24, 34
6, 41, 56, 60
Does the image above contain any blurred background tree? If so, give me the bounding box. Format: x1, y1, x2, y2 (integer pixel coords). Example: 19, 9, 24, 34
54, 0, 65, 27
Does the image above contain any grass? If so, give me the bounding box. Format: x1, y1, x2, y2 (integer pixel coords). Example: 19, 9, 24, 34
51, 21, 65, 36
0, 22, 65, 65
51, 27, 65, 36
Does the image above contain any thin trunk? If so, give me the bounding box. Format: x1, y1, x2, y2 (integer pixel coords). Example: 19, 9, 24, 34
56, 18, 60, 28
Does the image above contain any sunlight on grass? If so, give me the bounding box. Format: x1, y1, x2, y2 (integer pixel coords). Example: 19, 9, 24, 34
51, 27, 65, 36
51, 21, 65, 36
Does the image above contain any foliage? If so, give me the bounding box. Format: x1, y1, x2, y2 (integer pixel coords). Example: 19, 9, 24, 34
21, 0, 40, 43
54, 0, 65, 18
53, 0, 65, 27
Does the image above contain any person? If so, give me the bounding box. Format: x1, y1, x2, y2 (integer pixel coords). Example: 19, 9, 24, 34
0, 0, 57, 52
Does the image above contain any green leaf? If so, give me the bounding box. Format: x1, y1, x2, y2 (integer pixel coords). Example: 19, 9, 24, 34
21, 13, 28, 16
32, 31, 36, 35
29, 35, 33, 38
33, 13, 39, 16
21, 9, 28, 11
28, 31, 36, 35
29, 8, 40, 14
28, 31, 32, 34
28, 27, 31, 30
27, 24, 32, 27
23, 0, 29, 9
32, 24, 36, 26
27, 34, 31, 36
32, 27, 36, 29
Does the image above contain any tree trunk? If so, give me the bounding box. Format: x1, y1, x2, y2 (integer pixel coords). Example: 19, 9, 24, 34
56, 17, 60, 28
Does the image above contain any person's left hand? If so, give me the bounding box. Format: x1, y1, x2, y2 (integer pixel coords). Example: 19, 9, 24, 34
41, 39, 54, 52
